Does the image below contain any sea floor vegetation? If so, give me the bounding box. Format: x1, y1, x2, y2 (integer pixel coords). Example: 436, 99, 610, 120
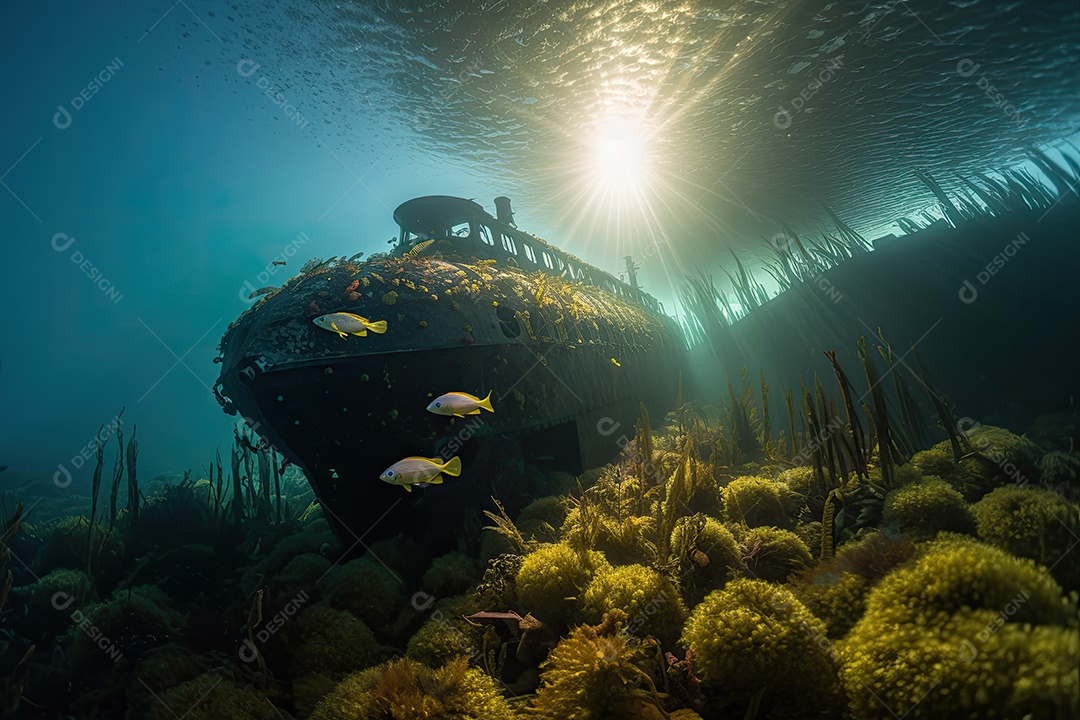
1, 343, 1078, 719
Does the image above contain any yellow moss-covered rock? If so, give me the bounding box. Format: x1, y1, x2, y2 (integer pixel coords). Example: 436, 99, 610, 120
290, 603, 381, 678
14, 568, 93, 637
515, 543, 610, 626
421, 551, 478, 598
322, 556, 405, 630
840, 536, 1079, 718
532, 611, 656, 720
405, 596, 486, 668
777, 464, 816, 498
681, 579, 841, 714
669, 515, 744, 605
792, 571, 869, 638
721, 476, 798, 529
919, 425, 1044, 499
593, 515, 657, 566
857, 536, 1073, 628
273, 553, 332, 596
516, 495, 567, 543
141, 671, 277, 720
35, 516, 124, 577
581, 565, 687, 646
973, 485, 1080, 589
881, 477, 976, 536
311, 657, 516, 720
736, 525, 812, 583
69, 585, 187, 670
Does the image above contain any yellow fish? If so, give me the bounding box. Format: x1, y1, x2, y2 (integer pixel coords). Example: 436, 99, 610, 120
427, 391, 494, 418
313, 312, 388, 338
404, 239, 435, 257
610, 358, 621, 367
379, 455, 462, 492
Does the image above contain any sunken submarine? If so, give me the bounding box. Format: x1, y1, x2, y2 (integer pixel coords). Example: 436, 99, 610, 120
214, 196, 685, 549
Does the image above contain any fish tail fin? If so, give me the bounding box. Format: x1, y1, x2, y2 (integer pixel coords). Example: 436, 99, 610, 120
367, 320, 388, 334
429, 475, 444, 484
479, 390, 494, 413
442, 456, 462, 477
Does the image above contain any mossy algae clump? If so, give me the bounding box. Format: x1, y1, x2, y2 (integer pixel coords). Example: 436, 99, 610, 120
311, 657, 516, 720
322, 555, 406, 630
681, 579, 841, 714
581, 564, 687, 646
721, 475, 798, 529
421, 551, 479, 597
881, 476, 976, 536
516, 495, 567, 543
734, 525, 812, 582
972, 484, 1080, 590
532, 610, 670, 720
840, 536, 1079, 718
791, 533, 916, 638
792, 571, 868, 638
273, 552, 332, 597
289, 603, 381, 678
13, 568, 94, 638
669, 514, 744, 605
776, 466, 825, 514
141, 670, 280, 720
34, 515, 124, 579
405, 596, 486, 667
69, 584, 188, 670
515, 542, 609, 626
915, 425, 1044, 500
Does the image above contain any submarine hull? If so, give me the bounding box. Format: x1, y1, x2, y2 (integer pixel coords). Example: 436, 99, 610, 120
216, 247, 683, 548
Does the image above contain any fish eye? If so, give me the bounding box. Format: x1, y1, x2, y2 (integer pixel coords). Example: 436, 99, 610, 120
435, 402, 441, 407
386, 470, 394, 476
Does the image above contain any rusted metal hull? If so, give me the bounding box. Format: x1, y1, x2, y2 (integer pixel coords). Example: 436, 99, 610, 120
215, 248, 683, 547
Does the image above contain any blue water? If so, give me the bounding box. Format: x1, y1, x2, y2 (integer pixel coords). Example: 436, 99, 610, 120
1, 0, 1077, 485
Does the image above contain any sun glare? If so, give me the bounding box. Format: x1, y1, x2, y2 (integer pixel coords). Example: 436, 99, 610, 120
585, 116, 654, 199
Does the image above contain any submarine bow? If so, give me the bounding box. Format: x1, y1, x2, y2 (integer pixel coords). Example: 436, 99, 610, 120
214, 196, 684, 548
